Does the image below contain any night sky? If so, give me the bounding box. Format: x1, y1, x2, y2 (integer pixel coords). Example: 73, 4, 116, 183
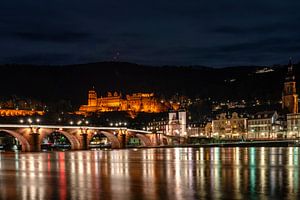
1, 0, 300, 67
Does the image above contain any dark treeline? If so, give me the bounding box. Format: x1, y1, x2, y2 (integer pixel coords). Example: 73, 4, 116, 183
0, 61, 298, 107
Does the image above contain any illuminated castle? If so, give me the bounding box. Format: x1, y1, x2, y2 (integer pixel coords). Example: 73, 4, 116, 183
78, 89, 171, 114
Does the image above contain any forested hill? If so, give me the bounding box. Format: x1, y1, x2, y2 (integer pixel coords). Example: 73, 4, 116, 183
0, 62, 298, 106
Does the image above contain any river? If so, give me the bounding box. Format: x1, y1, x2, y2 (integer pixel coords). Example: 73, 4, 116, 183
0, 147, 299, 199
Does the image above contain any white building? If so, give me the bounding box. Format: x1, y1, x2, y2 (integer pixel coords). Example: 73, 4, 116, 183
247, 111, 286, 139
287, 113, 300, 138
166, 109, 187, 137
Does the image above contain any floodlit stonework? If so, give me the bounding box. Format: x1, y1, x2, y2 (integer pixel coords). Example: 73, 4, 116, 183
78, 89, 172, 115
0, 109, 44, 117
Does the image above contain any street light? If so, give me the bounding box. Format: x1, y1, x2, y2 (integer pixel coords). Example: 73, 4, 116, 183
272, 126, 275, 138
294, 126, 299, 139
251, 128, 255, 139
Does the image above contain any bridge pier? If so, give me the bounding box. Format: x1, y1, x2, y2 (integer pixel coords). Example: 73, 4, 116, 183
153, 133, 161, 146
80, 133, 88, 150
30, 133, 40, 152
120, 134, 126, 148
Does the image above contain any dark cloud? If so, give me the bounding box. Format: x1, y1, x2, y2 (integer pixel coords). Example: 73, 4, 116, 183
217, 37, 300, 53
11, 31, 90, 43
2, 53, 72, 65
0, 0, 299, 67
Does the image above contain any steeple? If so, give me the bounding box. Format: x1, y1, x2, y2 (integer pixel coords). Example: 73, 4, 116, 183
286, 58, 295, 81
282, 59, 298, 113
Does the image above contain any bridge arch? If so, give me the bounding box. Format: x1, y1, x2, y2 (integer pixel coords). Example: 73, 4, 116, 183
161, 135, 169, 145
40, 129, 81, 150
0, 129, 31, 151
135, 134, 152, 147
100, 131, 121, 149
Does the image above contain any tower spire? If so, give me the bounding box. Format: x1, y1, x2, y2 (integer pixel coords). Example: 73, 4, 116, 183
286, 58, 295, 81
282, 58, 298, 113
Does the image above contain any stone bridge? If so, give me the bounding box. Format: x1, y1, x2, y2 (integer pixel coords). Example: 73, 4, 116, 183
0, 124, 170, 152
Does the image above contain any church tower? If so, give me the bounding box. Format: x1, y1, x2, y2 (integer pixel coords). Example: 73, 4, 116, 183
282, 60, 298, 113
88, 87, 98, 107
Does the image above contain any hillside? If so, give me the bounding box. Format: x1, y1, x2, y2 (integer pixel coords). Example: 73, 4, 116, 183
0, 62, 298, 106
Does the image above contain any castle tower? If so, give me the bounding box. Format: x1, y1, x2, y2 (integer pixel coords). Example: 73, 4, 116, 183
88, 88, 98, 107
282, 60, 298, 113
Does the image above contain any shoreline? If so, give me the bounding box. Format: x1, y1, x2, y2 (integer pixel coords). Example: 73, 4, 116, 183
137, 140, 300, 148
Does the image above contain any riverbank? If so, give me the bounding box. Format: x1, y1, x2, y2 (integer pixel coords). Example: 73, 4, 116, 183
141, 140, 300, 148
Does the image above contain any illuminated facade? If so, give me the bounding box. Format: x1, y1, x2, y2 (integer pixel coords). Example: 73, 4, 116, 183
187, 122, 212, 137
78, 89, 170, 115
287, 113, 300, 138
0, 109, 44, 117
166, 110, 187, 137
282, 60, 298, 113
247, 111, 284, 139
212, 112, 247, 138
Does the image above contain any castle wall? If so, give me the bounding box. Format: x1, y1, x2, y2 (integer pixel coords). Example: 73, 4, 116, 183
80, 90, 168, 114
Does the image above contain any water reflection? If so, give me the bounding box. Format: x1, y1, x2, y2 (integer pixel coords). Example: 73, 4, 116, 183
0, 147, 299, 199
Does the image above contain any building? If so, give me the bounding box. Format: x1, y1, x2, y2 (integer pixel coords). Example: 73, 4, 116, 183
187, 123, 202, 137
282, 60, 298, 113
0, 109, 44, 117
78, 89, 171, 115
283, 60, 300, 138
247, 111, 284, 139
146, 120, 167, 134
287, 113, 300, 138
166, 109, 187, 137
212, 112, 247, 138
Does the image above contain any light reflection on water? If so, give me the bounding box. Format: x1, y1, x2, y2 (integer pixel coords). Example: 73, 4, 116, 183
0, 147, 299, 199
